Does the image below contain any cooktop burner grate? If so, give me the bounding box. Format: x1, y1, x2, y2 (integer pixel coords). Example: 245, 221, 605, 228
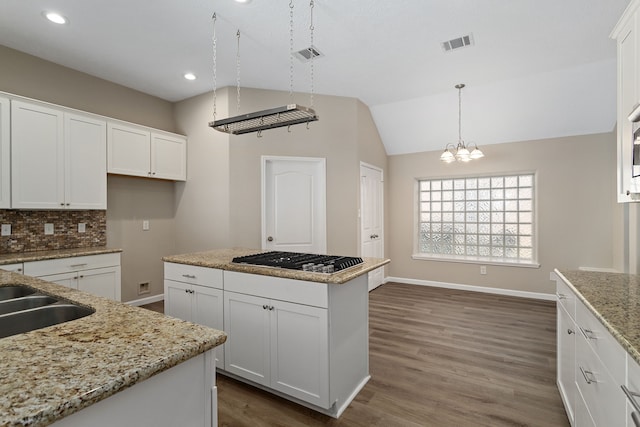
232, 251, 363, 274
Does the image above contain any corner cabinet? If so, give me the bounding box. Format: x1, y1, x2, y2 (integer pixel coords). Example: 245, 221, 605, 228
107, 122, 186, 181
612, 0, 640, 202
0, 96, 10, 209
10, 100, 106, 209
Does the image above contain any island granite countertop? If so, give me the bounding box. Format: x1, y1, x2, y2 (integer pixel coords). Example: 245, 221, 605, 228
163, 248, 390, 285
0, 271, 226, 427
556, 269, 640, 366
0, 247, 122, 265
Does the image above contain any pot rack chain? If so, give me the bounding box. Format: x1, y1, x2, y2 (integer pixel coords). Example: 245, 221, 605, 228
289, 0, 294, 101
212, 13, 217, 120
309, 0, 315, 109
457, 83, 464, 143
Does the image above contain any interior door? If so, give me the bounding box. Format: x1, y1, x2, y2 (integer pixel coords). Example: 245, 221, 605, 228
262, 156, 326, 254
360, 163, 384, 291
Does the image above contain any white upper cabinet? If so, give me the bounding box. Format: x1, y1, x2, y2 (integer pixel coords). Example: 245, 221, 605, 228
108, 122, 186, 181
11, 100, 106, 210
0, 97, 10, 209
612, 0, 640, 202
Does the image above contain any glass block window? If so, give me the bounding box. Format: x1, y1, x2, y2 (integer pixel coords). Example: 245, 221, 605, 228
417, 174, 535, 263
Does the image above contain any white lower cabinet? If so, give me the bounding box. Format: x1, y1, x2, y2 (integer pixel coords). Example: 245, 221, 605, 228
223, 290, 329, 408
24, 253, 121, 301
164, 263, 224, 367
626, 356, 640, 427
557, 303, 576, 425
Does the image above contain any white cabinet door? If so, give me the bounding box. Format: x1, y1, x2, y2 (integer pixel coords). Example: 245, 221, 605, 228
164, 279, 193, 321
78, 266, 120, 301
0, 97, 10, 209
224, 291, 271, 386
151, 133, 186, 181
40, 271, 79, 290
65, 113, 107, 209
11, 100, 64, 209
557, 304, 576, 425
626, 356, 640, 427
107, 122, 151, 178
192, 284, 224, 367
270, 299, 329, 408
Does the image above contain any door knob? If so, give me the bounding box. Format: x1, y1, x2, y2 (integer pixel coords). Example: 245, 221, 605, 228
267, 236, 274, 242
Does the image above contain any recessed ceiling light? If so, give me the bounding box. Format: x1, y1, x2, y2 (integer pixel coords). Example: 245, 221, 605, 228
43, 11, 68, 25
184, 73, 197, 81
234, 0, 252, 4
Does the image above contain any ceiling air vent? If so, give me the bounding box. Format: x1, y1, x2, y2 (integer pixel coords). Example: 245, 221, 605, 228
441, 34, 474, 52
294, 46, 323, 62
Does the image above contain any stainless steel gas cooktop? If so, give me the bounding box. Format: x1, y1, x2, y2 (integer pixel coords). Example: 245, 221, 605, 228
231, 251, 364, 274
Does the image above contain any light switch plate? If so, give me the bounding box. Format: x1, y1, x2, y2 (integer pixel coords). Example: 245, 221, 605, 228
1, 224, 10, 236
44, 223, 54, 235
78, 223, 86, 233
142, 220, 150, 231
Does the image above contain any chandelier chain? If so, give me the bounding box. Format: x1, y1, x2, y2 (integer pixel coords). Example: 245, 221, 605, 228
236, 29, 241, 113
289, 0, 294, 101
458, 85, 462, 144
309, 0, 315, 108
212, 13, 217, 119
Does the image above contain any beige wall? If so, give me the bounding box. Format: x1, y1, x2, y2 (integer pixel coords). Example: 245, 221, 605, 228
388, 132, 617, 294
174, 87, 388, 256
0, 45, 179, 302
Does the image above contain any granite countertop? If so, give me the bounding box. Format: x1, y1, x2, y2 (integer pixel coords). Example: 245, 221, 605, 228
163, 248, 391, 285
556, 269, 640, 365
0, 272, 226, 427
0, 247, 122, 265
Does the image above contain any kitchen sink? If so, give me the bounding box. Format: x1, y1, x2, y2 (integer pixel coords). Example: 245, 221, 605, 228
0, 285, 95, 339
0, 295, 58, 315
0, 285, 36, 301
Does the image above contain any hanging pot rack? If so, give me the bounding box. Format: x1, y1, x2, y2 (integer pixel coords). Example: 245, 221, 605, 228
208, 1, 319, 136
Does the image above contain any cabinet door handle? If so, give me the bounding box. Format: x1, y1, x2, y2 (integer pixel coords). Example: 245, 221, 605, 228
182, 274, 196, 279
70, 263, 88, 268
263, 305, 268, 310
269, 306, 274, 311
60, 202, 65, 206
622, 385, 640, 427
579, 366, 597, 384
580, 327, 597, 340
79, 275, 84, 279
567, 329, 574, 335
556, 293, 566, 300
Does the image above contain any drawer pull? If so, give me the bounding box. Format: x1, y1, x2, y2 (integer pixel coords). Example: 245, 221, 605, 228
69, 263, 88, 268
182, 274, 197, 279
623, 386, 640, 427
263, 305, 268, 310
579, 366, 597, 384
556, 293, 567, 300
580, 327, 597, 340
567, 329, 574, 335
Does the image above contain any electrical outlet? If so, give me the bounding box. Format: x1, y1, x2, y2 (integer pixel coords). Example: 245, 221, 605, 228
78, 223, 86, 233
138, 282, 150, 295
480, 265, 487, 275
142, 220, 150, 231
44, 223, 54, 235
1, 224, 11, 236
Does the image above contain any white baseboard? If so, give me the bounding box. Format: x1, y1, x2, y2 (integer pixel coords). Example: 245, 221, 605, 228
126, 293, 164, 307
384, 276, 555, 301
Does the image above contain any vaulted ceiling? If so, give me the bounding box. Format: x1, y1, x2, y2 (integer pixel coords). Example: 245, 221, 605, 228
0, 0, 629, 154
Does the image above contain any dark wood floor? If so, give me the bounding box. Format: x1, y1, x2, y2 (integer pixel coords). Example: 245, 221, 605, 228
142, 283, 569, 427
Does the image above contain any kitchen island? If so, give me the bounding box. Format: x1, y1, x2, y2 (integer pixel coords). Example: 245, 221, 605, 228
163, 248, 390, 418
0, 269, 226, 427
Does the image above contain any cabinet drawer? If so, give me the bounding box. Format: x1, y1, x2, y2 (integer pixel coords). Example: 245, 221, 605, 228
24, 253, 121, 277
164, 263, 223, 289
575, 331, 626, 427
224, 271, 328, 308
576, 299, 626, 385
555, 276, 576, 320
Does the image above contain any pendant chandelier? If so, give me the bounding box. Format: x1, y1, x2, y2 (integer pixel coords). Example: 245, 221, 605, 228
440, 84, 484, 163
208, 1, 319, 137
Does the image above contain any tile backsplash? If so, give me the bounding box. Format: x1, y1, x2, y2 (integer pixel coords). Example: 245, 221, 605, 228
0, 210, 106, 253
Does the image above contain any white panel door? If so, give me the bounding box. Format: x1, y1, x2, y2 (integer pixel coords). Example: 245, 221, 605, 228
164, 280, 193, 321
192, 284, 225, 367
78, 267, 120, 301
270, 299, 329, 408
262, 156, 326, 254
0, 97, 10, 209
360, 163, 384, 291
65, 113, 107, 209
224, 291, 271, 386
151, 133, 186, 181
11, 100, 64, 209
107, 122, 150, 177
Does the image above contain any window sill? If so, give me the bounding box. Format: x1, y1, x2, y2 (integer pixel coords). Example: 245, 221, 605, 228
411, 253, 540, 268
